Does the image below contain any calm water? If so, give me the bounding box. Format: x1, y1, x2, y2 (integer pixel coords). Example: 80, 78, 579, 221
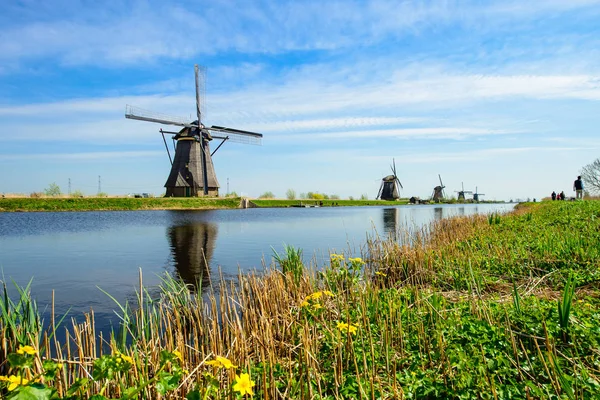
0, 203, 514, 331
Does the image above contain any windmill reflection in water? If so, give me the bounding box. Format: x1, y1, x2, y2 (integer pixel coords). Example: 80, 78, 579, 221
168, 221, 218, 291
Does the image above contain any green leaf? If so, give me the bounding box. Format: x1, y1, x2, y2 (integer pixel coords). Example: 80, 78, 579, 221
186, 390, 201, 400
7, 385, 53, 400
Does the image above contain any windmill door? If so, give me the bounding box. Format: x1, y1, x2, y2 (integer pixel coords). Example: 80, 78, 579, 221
185, 187, 191, 197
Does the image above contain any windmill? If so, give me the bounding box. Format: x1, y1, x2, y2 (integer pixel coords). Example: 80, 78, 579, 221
377, 159, 403, 200
125, 65, 263, 197
473, 186, 485, 202
455, 182, 473, 201
431, 174, 446, 203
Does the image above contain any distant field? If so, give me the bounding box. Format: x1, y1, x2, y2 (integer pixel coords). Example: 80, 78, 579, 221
0, 197, 241, 212
251, 198, 410, 207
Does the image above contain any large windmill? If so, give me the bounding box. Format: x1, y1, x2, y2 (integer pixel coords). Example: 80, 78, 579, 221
431, 174, 446, 203
473, 186, 485, 202
125, 65, 263, 197
455, 182, 473, 201
377, 159, 403, 200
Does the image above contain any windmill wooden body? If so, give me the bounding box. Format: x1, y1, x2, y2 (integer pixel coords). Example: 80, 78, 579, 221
431, 174, 446, 203
473, 186, 485, 202
125, 65, 263, 197
377, 159, 403, 200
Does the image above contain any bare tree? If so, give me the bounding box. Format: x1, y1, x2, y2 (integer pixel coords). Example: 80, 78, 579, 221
286, 188, 296, 200
580, 158, 600, 194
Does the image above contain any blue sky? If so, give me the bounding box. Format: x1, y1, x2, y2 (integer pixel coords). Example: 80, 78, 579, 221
1, 0, 600, 201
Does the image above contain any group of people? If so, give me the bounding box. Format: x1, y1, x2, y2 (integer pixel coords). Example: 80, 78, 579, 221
551, 176, 584, 201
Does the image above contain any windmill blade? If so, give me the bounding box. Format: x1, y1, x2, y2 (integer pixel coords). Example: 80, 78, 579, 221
208, 126, 263, 145
125, 105, 195, 127
438, 174, 444, 188
396, 178, 403, 189
392, 158, 397, 176
194, 64, 207, 124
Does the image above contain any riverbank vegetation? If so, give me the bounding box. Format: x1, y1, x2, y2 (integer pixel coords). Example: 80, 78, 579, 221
0, 197, 242, 212
251, 198, 410, 207
1, 201, 599, 398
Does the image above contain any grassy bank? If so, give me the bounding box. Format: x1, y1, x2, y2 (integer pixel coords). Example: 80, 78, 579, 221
0, 197, 242, 212
251, 198, 410, 207
1, 201, 599, 399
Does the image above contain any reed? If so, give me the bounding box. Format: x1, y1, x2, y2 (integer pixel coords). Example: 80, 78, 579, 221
1, 201, 599, 399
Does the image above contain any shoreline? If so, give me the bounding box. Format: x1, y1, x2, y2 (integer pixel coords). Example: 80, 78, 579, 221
0, 196, 506, 212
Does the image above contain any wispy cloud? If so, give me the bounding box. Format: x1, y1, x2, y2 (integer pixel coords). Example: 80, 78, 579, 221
2, 0, 600, 67
0, 151, 162, 161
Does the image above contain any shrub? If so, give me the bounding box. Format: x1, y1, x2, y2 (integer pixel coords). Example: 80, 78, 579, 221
70, 190, 85, 198
286, 189, 296, 200
259, 191, 275, 199
43, 183, 61, 197
360, 193, 368, 200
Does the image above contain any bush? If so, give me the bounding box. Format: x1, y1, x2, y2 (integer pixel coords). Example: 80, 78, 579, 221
43, 183, 61, 197
30, 192, 43, 198
360, 193, 368, 200
286, 189, 296, 200
259, 191, 275, 199
70, 190, 85, 198
97, 192, 108, 198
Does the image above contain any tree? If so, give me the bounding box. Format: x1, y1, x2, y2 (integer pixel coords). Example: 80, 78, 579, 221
360, 193, 368, 200
286, 189, 296, 200
580, 158, 600, 194
44, 183, 61, 197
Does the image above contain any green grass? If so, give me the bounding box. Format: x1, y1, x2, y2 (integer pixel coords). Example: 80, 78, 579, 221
1, 200, 599, 399
0, 197, 242, 212
251, 198, 410, 207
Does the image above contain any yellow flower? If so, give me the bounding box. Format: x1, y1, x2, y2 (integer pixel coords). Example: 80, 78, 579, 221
307, 291, 323, 300
172, 350, 183, 362
312, 303, 322, 310
233, 373, 255, 396
375, 271, 387, 277
3, 375, 29, 391
120, 354, 133, 364
216, 356, 236, 369
322, 290, 334, 297
300, 300, 310, 307
349, 257, 364, 264
330, 253, 345, 261
337, 322, 358, 335
16, 345, 36, 355
205, 356, 236, 369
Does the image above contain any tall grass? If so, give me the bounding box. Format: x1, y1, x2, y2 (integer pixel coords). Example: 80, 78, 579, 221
1, 201, 599, 398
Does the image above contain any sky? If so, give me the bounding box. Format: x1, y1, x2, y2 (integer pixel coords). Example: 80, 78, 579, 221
1, 0, 600, 201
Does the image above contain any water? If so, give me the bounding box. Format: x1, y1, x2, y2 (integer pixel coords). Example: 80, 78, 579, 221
0, 203, 514, 331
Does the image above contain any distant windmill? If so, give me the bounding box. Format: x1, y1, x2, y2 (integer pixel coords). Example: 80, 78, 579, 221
455, 182, 473, 201
431, 174, 446, 203
125, 65, 263, 197
473, 186, 485, 202
377, 159, 403, 200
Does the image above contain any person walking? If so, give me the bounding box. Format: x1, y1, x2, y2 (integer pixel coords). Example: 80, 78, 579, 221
573, 175, 584, 200
551, 191, 556, 201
